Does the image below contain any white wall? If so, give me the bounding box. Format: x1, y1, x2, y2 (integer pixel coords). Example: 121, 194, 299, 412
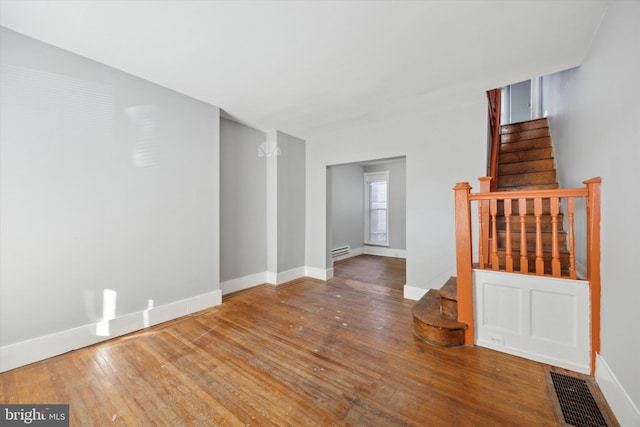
0, 28, 221, 370
276, 131, 306, 274
540, 3, 640, 423
220, 118, 267, 282
306, 101, 486, 293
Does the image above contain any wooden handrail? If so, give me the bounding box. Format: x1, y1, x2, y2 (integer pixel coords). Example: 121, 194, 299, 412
453, 177, 602, 362
469, 187, 589, 200
486, 89, 501, 192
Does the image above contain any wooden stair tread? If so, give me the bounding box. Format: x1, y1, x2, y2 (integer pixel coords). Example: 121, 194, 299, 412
412, 290, 465, 330
500, 127, 549, 143
498, 171, 557, 188
496, 183, 559, 192
499, 147, 553, 163
498, 159, 555, 175
499, 137, 552, 153
501, 118, 548, 134
438, 276, 458, 302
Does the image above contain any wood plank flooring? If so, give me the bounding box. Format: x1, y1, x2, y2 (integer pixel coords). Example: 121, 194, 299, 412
1, 259, 576, 426
333, 254, 405, 290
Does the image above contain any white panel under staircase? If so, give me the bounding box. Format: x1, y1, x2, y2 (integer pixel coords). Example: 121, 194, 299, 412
473, 270, 590, 374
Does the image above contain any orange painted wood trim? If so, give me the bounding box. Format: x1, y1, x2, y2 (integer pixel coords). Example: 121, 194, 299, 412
504, 199, 513, 272
534, 197, 544, 275
478, 177, 492, 268
550, 197, 561, 277
453, 182, 474, 346
487, 89, 501, 192
568, 197, 576, 279
470, 188, 588, 200
519, 198, 529, 274
490, 198, 499, 270
584, 177, 602, 375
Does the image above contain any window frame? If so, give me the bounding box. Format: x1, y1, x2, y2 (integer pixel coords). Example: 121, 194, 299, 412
364, 171, 390, 247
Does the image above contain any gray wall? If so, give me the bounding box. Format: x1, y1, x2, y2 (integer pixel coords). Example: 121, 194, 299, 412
330, 163, 365, 251
276, 131, 306, 272
364, 160, 407, 250
506, 79, 531, 124
329, 159, 407, 253
220, 118, 267, 282
539, 3, 640, 420
0, 28, 220, 346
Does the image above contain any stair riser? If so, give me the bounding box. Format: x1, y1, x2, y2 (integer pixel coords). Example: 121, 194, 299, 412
496, 215, 564, 231
498, 170, 557, 187
499, 147, 553, 163
499, 137, 551, 153
501, 118, 549, 134
440, 298, 457, 318
497, 184, 560, 192
413, 321, 465, 348
494, 198, 552, 215
496, 231, 567, 249
501, 127, 550, 143
489, 251, 571, 271
498, 159, 555, 175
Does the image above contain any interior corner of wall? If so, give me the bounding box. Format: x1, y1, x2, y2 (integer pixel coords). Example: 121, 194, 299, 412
595, 353, 640, 426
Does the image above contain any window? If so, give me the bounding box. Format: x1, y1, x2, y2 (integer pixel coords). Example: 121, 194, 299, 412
364, 171, 389, 246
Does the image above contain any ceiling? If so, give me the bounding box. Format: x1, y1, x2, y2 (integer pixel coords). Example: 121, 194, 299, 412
0, 1, 609, 138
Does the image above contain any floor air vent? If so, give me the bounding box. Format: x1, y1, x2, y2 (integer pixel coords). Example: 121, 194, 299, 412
547, 370, 614, 427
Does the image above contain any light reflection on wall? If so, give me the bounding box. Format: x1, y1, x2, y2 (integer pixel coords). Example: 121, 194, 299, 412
125, 104, 160, 168
96, 289, 117, 337
0, 63, 115, 137
142, 299, 155, 328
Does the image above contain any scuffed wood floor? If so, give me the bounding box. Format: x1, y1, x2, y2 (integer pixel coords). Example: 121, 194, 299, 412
1, 271, 564, 425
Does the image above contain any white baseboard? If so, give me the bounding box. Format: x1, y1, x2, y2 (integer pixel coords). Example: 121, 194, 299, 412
275, 266, 306, 285
305, 266, 333, 281
403, 285, 429, 300
221, 272, 268, 295
363, 246, 406, 258
596, 354, 640, 426
478, 339, 589, 374
333, 246, 364, 261
0, 289, 222, 373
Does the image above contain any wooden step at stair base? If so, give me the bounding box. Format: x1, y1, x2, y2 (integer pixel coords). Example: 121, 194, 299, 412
439, 277, 458, 318
412, 281, 466, 348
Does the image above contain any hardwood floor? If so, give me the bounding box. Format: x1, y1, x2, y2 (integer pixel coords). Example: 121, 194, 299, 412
1, 266, 578, 426
333, 254, 406, 290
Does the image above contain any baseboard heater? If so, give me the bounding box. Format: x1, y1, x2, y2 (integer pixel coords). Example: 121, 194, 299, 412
331, 246, 350, 258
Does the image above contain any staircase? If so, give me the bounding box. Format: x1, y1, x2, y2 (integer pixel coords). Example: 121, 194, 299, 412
413, 117, 569, 346
412, 277, 466, 347
494, 117, 570, 274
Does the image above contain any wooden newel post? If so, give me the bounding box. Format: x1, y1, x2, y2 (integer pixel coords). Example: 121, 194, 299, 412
584, 177, 602, 375
454, 182, 474, 345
